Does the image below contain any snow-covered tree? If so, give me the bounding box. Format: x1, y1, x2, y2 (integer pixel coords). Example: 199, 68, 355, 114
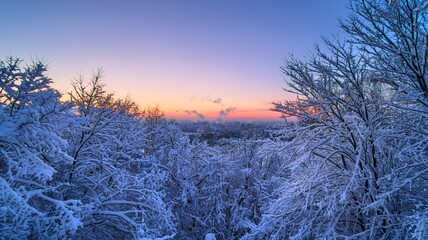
0, 57, 81, 239
342, 0, 428, 102
242, 1, 428, 238
61, 71, 175, 239
342, 0, 428, 237
245, 36, 428, 239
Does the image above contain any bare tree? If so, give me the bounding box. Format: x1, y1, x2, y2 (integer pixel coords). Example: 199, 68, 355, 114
342, 0, 428, 101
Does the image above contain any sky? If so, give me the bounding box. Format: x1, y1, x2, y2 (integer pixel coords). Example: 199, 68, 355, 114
0, 0, 348, 121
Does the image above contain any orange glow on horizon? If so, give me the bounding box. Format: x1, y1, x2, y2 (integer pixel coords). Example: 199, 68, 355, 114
165, 108, 282, 121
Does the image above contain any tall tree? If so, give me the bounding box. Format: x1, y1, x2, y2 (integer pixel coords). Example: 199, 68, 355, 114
246, 37, 428, 238
342, 0, 428, 237
245, 1, 428, 238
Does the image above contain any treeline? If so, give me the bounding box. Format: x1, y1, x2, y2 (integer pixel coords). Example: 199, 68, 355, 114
0, 58, 286, 239
1, 0, 428, 239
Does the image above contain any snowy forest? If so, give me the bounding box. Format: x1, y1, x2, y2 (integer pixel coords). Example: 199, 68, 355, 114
1, 0, 428, 239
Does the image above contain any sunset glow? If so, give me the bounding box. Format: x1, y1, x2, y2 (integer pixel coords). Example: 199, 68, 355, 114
169, 108, 281, 121
0, 0, 347, 121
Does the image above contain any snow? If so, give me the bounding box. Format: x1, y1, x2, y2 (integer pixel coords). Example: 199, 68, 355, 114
205, 233, 216, 240
2, 3, 428, 236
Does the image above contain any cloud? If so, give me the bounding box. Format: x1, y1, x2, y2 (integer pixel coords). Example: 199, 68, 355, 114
184, 110, 195, 115
185, 109, 205, 120
217, 107, 236, 121
190, 95, 224, 106
208, 97, 222, 105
